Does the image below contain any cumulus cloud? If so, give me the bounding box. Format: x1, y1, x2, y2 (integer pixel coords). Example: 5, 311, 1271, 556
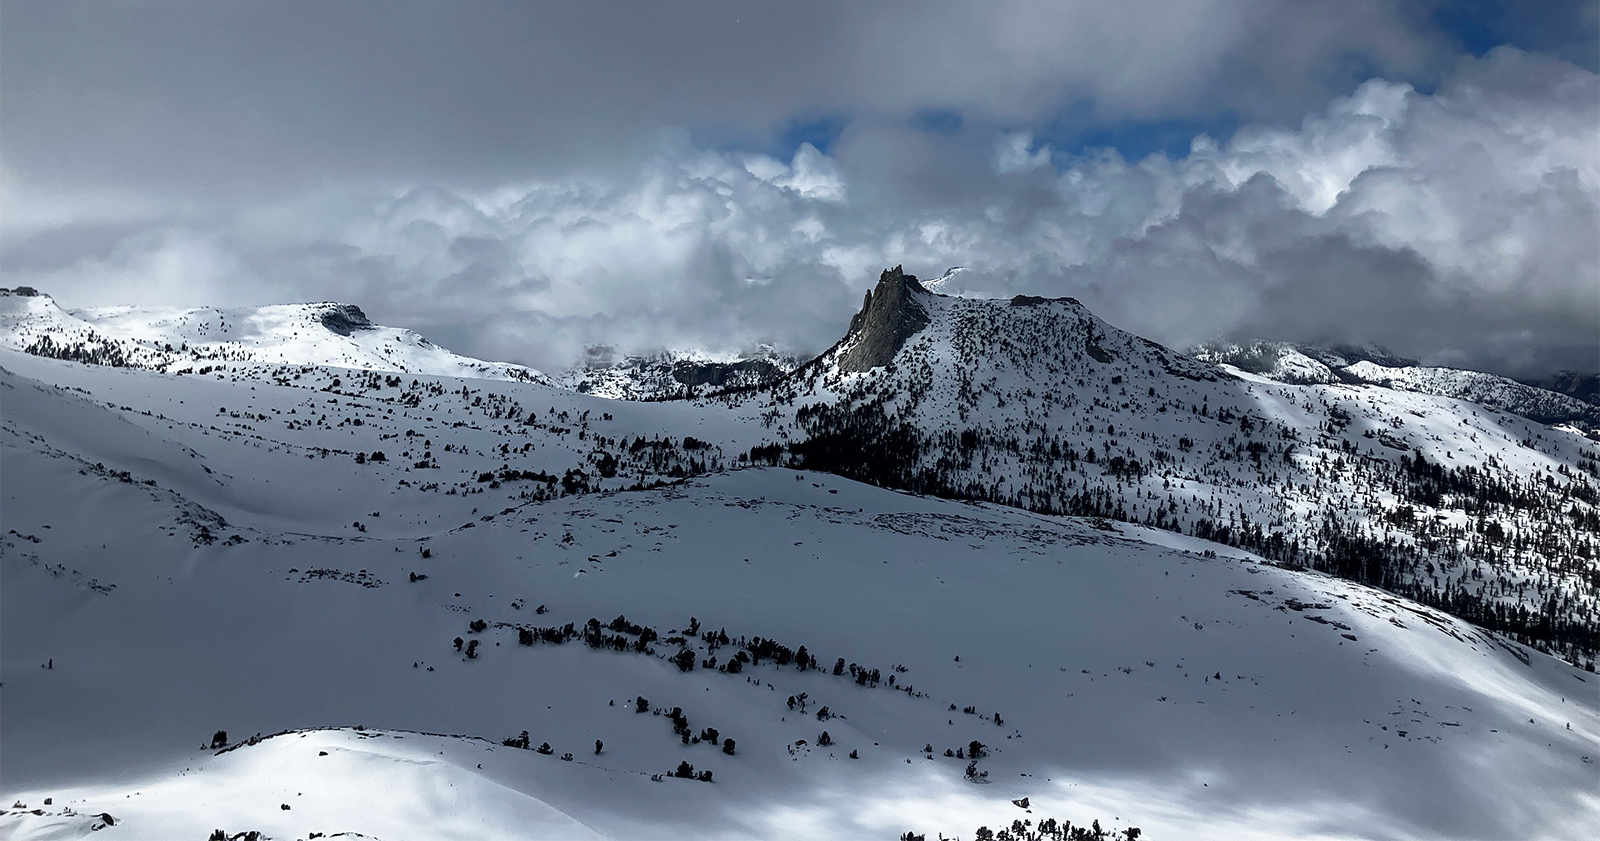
3, 46, 1595, 378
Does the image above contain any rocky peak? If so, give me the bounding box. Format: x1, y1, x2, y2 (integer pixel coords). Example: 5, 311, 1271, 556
837, 266, 931, 373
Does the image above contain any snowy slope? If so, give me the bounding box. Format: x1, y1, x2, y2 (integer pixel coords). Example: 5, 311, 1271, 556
0, 349, 755, 538
2, 354, 1596, 839
1341, 360, 1600, 429
0, 288, 551, 384
723, 269, 1600, 668
3, 729, 604, 840
4, 275, 1599, 840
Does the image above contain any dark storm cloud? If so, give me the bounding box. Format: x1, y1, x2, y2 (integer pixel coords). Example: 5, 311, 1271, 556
0, 0, 1456, 195
1, 3, 1595, 378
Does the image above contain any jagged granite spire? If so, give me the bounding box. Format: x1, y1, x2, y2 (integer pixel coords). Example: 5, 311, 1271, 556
837, 266, 930, 373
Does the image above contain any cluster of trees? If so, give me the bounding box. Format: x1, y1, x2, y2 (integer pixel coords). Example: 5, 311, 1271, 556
25, 333, 132, 367
939, 739, 988, 760
672, 760, 714, 782
484, 610, 1026, 771
516, 622, 578, 646
498, 731, 559, 756
496, 609, 961, 717
630, 695, 734, 754
666, 706, 722, 748
902, 816, 1140, 841
503, 609, 918, 693
578, 617, 658, 654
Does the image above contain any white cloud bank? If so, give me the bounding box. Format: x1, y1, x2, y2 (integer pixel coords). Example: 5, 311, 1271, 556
3, 48, 1594, 377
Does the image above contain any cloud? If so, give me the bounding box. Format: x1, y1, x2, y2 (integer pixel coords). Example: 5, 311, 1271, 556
0, 1, 1462, 198
903, 48, 1600, 377
2, 46, 1595, 379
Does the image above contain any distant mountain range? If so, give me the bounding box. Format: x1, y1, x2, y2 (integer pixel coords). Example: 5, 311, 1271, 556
1193, 338, 1600, 429
0, 286, 550, 384
556, 345, 803, 401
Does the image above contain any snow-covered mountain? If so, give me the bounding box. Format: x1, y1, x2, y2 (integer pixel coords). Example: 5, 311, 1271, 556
723, 268, 1599, 667
0, 287, 552, 384
557, 345, 802, 401
1193, 338, 1600, 430
3, 274, 1598, 839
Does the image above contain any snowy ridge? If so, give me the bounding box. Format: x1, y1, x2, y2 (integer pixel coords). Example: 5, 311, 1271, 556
0, 288, 552, 385
1193, 338, 1600, 429
729, 271, 1599, 667
1342, 360, 1600, 429
1191, 339, 1340, 384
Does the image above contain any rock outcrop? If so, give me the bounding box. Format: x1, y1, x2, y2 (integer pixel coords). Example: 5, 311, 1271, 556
837, 266, 930, 373
318, 304, 375, 336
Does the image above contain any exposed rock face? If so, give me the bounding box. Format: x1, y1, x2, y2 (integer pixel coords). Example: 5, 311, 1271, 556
319, 304, 374, 336
1008, 294, 1081, 308
837, 266, 930, 373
